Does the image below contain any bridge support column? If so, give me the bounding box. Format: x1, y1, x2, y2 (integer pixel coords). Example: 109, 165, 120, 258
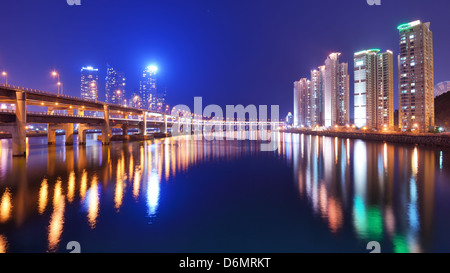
122, 124, 129, 136
64, 123, 74, 145
78, 109, 84, 116
102, 105, 111, 145
142, 112, 147, 135
12, 92, 26, 157
163, 114, 167, 134
47, 124, 57, 145
78, 124, 87, 145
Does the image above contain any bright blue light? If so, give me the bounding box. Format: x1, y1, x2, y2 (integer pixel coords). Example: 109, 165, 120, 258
147, 65, 158, 72
81, 66, 98, 72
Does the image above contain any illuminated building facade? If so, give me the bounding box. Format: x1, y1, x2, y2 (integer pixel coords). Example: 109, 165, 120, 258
354, 49, 394, 130
105, 64, 126, 106
324, 53, 349, 127
398, 20, 434, 132
139, 66, 157, 109
293, 78, 311, 127
81, 66, 99, 101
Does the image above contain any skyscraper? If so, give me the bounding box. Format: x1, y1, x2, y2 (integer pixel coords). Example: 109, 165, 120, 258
139, 65, 157, 109
324, 53, 339, 127
105, 64, 126, 105
310, 66, 325, 127
324, 53, 349, 127
81, 66, 99, 101
338, 62, 350, 126
354, 49, 379, 129
377, 51, 394, 130
293, 78, 310, 127
398, 20, 434, 132
354, 49, 394, 130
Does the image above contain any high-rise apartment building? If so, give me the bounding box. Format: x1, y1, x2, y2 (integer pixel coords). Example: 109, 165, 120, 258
377, 51, 394, 129
354, 49, 379, 129
354, 49, 394, 130
337, 62, 350, 126
293, 53, 348, 129
81, 66, 99, 101
398, 20, 434, 132
324, 53, 349, 127
139, 65, 157, 109
105, 64, 126, 106
310, 66, 325, 127
293, 78, 311, 127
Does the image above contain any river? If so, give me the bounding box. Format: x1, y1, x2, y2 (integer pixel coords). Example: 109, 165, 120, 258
0, 133, 449, 252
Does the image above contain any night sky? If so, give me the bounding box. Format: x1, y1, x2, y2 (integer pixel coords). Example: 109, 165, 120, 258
0, 0, 449, 118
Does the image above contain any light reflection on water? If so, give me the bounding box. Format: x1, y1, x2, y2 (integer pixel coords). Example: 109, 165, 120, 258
288, 133, 447, 253
0, 133, 448, 252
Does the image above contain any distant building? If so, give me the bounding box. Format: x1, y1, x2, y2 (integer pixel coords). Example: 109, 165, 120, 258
398, 20, 434, 132
139, 66, 157, 109
130, 93, 142, 109
285, 112, 293, 126
81, 66, 99, 101
293, 53, 349, 129
152, 87, 167, 112
105, 64, 126, 106
435, 81, 450, 98
310, 66, 325, 127
293, 78, 310, 127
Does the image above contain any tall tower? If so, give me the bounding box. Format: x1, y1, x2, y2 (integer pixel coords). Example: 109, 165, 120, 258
324, 53, 348, 127
324, 53, 340, 128
81, 66, 99, 101
377, 51, 394, 130
139, 65, 157, 109
354, 49, 394, 130
354, 49, 379, 129
338, 62, 350, 126
105, 64, 126, 105
293, 78, 310, 127
398, 20, 434, 132
310, 66, 325, 127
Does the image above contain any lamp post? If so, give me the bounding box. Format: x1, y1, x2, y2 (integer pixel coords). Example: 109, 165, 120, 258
1, 71, 7, 86
51, 71, 62, 95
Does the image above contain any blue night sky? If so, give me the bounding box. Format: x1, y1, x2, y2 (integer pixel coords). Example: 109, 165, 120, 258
0, 0, 449, 118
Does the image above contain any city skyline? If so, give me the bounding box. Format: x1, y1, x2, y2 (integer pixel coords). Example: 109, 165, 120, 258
294, 19, 435, 132
1, 0, 449, 117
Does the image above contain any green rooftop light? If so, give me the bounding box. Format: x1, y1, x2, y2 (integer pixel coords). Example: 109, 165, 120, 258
354, 49, 381, 56
397, 20, 421, 31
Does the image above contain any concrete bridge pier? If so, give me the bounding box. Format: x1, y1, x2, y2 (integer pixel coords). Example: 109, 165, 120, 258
12, 91, 27, 157
64, 123, 74, 145
78, 124, 87, 145
101, 105, 111, 145
163, 114, 168, 134
47, 123, 57, 145
140, 112, 147, 135
121, 124, 129, 136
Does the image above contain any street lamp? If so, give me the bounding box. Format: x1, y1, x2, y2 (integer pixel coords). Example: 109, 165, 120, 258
51, 71, 62, 95
1, 71, 7, 85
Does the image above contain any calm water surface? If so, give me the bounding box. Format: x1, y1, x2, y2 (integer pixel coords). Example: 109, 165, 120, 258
0, 133, 449, 253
